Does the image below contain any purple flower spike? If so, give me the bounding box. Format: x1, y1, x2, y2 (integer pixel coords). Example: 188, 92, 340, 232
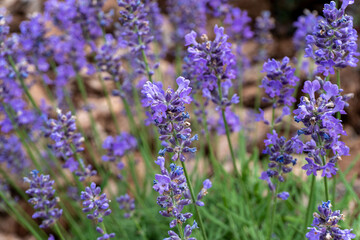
117, 193, 135, 218
257, 56, 299, 125
142, 77, 197, 162
294, 78, 350, 178
305, 1, 359, 75
254, 11, 275, 61
44, 109, 84, 161
24, 170, 62, 228
81, 182, 115, 239
306, 201, 355, 240
260, 130, 302, 191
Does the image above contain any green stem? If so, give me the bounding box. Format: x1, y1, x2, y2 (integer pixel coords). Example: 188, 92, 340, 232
217, 76, 239, 177
74, 72, 103, 151
267, 181, 279, 240
303, 174, 316, 237
54, 223, 66, 240
177, 223, 185, 240
321, 154, 330, 201
0, 191, 46, 240
180, 161, 208, 240
135, 26, 152, 82
97, 72, 121, 134
7, 55, 40, 114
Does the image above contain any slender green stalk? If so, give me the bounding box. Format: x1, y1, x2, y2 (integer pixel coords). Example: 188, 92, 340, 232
74, 72, 103, 151
54, 223, 66, 240
180, 161, 208, 240
7, 55, 40, 113
303, 174, 316, 237
217, 76, 239, 177
267, 108, 278, 240
177, 222, 185, 240
135, 26, 152, 82
321, 155, 330, 201
0, 191, 46, 240
97, 72, 121, 134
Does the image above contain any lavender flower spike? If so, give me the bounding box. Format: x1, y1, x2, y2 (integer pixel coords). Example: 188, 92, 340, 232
259, 130, 303, 195
141, 77, 196, 162
305, 1, 359, 75
294, 78, 351, 178
81, 182, 115, 239
24, 170, 62, 228
257, 56, 299, 125
306, 201, 355, 240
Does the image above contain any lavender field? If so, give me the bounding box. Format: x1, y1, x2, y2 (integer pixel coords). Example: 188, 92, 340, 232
0, 0, 360, 239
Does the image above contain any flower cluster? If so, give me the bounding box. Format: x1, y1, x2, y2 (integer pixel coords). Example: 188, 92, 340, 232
0, 135, 29, 174
306, 201, 355, 239
259, 130, 303, 196
117, 0, 158, 78
294, 79, 350, 178
254, 11, 275, 61
102, 132, 137, 162
165, 221, 199, 240
45, 109, 84, 161
24, 170, 62, 228
185, 25, 238, 108
102, 132, 137, 179
81, 182, 115, 239
142, 77, 197, 161
305, 0, 359, 76
293, 10, 318, 51
224, 7, 253, 44
167, 0, 206, 46
258, 56, 300, 125
117, 193, 135, 218
153, 159, 192, 228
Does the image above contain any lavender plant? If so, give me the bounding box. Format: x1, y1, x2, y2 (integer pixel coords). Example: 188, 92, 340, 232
0, 1, 359, 240
305, 0, 359, 76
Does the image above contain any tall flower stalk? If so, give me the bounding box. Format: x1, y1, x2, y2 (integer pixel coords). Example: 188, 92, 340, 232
142, 77, 210, 240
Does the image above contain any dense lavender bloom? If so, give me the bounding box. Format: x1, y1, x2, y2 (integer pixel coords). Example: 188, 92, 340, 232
185, 25, 238, 108
24, 170, 62, 228
117, 194, 135, 218
224, 8, 253, 43
75, 162, 97, 182
293, 10, 318, 51
306, 201, 355, 240
95, 34, 123, 82
144, 0, 164, 53
305, 1, 359, 76
44, 109, 84, 160
0, 135, 29, 174
259, 130, 303, 193
142, 77, 198, 161
102, 132, 137, 179
258, 57, 300, 124
165, 221, 199, 240
19, 14, 51, 74
45, 0, 112, 41
81, 182, 115, 239
204, 0, 229, 18
167, 0, 206, 46
153, 159, 193, 228
294, 79, 350, 177
102, 132, 137, 162
254, 11, 275, 61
